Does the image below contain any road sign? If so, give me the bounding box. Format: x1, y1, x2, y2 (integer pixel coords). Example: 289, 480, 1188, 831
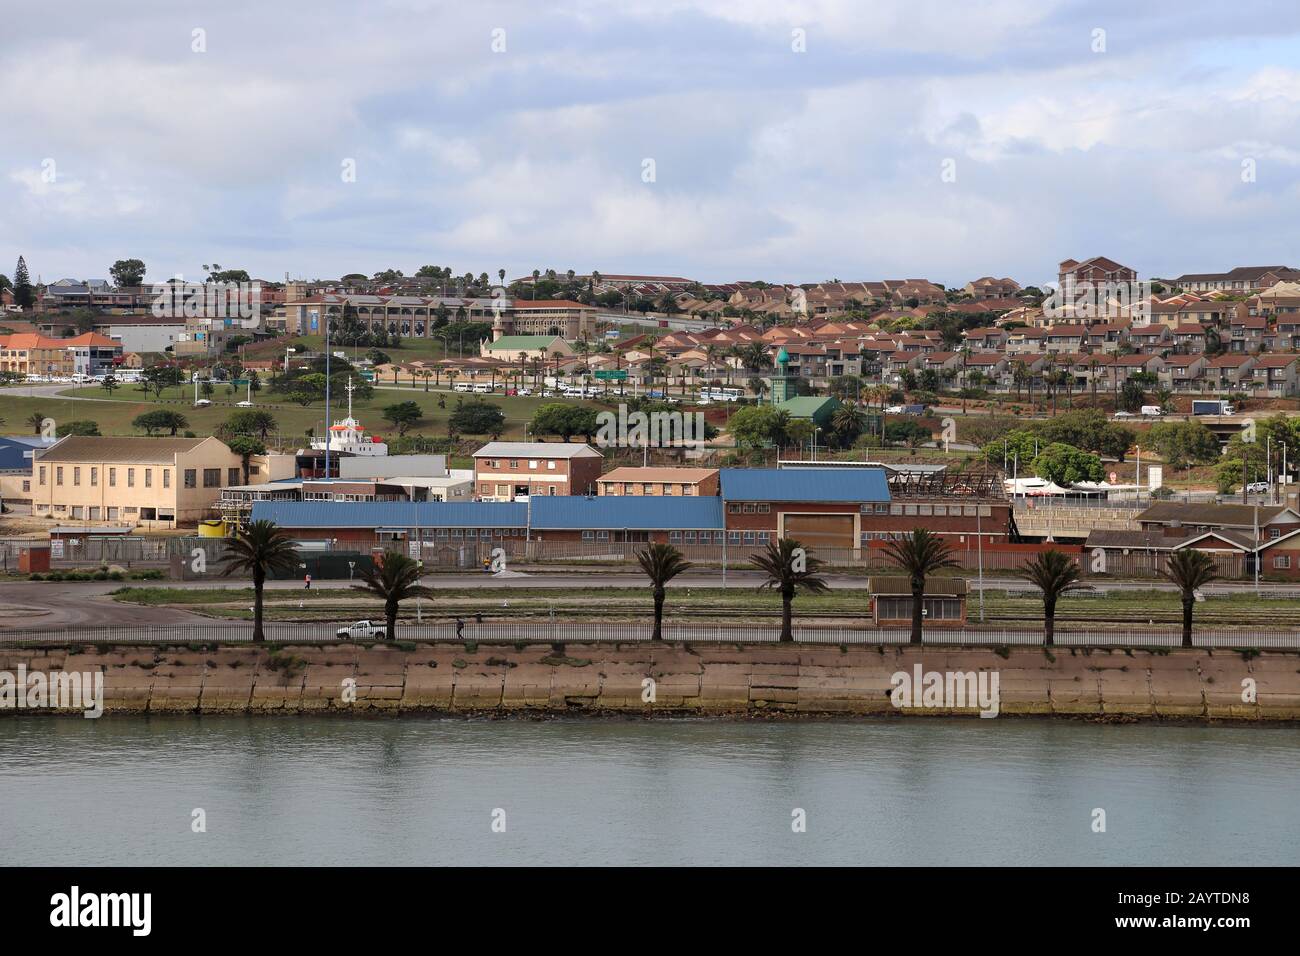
594, 370, 627, 381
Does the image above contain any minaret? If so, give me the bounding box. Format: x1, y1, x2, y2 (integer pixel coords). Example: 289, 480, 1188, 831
770, 346, 792, 404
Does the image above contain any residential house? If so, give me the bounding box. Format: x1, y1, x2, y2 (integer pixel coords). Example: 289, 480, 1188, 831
1158, 354, 1208, 392
597, 467, 720, 498
1249, 354, 1300, 397
1204, 354, 1257, 391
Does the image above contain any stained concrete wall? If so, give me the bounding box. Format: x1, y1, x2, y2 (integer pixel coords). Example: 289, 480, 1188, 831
1, 643, 1296, 720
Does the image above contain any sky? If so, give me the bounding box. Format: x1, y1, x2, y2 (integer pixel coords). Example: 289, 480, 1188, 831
3, 0, 1300, 290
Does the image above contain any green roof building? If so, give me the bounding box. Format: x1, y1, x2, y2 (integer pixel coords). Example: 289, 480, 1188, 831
775, 395, 844, 429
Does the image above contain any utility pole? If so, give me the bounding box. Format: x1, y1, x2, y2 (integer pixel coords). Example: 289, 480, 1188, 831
324, 317, 332, 480
976, 505, 985, 622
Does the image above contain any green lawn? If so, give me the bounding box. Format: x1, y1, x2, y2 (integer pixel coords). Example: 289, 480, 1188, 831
0, 382, 595, 445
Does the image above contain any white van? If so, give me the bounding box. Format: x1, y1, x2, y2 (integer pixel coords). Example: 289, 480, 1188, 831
453, 382, 473, 393
1140, 405, 1163, 417
471, 383, 493, 394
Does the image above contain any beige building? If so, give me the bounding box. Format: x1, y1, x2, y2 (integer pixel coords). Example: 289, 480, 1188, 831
31, 436, 245, 528
598, 467, 720, 497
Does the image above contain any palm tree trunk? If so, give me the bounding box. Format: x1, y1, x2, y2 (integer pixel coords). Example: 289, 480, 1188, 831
1182, 596, 1194, 648
387, 600, 398, 642
252, 569, 265, 643
652, 587, 664, 641
910, 584, 923, 644
780, 591, 793, 642
1044, 596, 1055, 646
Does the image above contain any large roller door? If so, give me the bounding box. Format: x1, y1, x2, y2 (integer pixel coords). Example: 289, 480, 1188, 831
782, 513, 854, 549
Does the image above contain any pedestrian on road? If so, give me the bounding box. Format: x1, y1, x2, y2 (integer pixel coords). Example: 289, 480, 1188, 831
455, 617, 464, 639
482, 557, 491, 574
304, 573, 312, 590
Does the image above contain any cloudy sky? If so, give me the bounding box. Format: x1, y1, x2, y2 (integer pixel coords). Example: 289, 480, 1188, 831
4, 0, 1300, 289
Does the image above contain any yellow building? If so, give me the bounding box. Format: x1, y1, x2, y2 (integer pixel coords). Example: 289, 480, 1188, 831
31, 436, 245, 528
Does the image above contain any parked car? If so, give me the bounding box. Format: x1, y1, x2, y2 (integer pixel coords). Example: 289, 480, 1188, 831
235, 400, 254, 407
1112, 410, 1135, 419
336, 619, 388, 640
193, 399, 211, 407
884, 405, 905, 414
1246, 481, 1269, 494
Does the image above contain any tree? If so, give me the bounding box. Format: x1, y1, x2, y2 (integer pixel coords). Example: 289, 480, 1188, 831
217, 520, 300, 642
1118, 378, 1147, 413
100, 374, 120, 395
56, 420, 100, 437
219, 409, 278, 441
728, 405, 791, 451
1161, 550, 1218, 648
1147, 421, 1219, 471
352, 550, 434, 641
141, 365, 185, 398
26, 412, 46, 435
1031, 442, 1104, 485
530, 403, 598, 442
109, 258, 146, 287
382, 401, 423, 436
449, 400, 505, 436
1011, 550, 1090, 645
226, 434, 267, 484
635, 543, 692, 640
133, 409, 189, 436
882, 529, 959, 644
749, 538, 829, 641
13, 257, 34, 310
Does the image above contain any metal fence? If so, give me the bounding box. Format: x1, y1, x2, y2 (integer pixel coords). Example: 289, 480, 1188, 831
0, 621, 1296, 648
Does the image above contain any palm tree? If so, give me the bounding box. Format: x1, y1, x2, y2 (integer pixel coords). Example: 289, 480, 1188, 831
218, 520, 300, 642
26, 411, 46, 435
750, 537, 829, 641
1161, 550, 1218, 648
352, 550, 434, 641
882, 529, 959, 644
1011, 549, 1090, 646
635, 543, 692, 640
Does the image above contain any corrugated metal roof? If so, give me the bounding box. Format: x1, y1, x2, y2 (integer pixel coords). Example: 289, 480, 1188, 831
720, 468, 890, 503
474, 442, 602, 459
251, 500, 527, 528
530, 495, 723, 530
35, 435, 211, 463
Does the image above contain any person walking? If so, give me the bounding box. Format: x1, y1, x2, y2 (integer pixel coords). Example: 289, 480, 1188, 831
304, 572, 312, 590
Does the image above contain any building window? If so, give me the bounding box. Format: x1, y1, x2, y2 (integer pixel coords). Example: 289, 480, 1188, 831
90, 467, 97, 486
1270, 528, 1281, 540
88, 507, 100, 520
603, 483, 614, 494
728, 531, 741, 543
107, 507, 118, 520
643, 484, 653, 495
682, 485, 693, 495
529, 460, 538, 469
596, 530, 609, 541
128, 468, 136, 488
728, 503, 740, 513
509, 460, 518, 468
56, 467, 63, 486
228, 468, 239, 486
548, 486, 556, 495
71, 506, 83, 519
1275, 555, 1292, 569
109, 468, 117, 487
38, 466, 45, 486
163, 470, 170, 489
145, 469, 152, 488
582, 530, 594, 541
547, 461, 556, 470
668, 531, 681, 542
743, 531, 755, 544
684, 531, 696, 543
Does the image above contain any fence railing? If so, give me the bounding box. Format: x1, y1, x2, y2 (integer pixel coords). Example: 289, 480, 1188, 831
0, 621, 1295, 648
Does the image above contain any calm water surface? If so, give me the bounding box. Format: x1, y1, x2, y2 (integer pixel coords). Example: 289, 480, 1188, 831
2, 717, 1298, 866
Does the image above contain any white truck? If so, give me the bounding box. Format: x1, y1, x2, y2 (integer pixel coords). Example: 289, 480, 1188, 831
1192, 399, 1235, 416
336, 619, 388, 640
1140, 405, 1163, 417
